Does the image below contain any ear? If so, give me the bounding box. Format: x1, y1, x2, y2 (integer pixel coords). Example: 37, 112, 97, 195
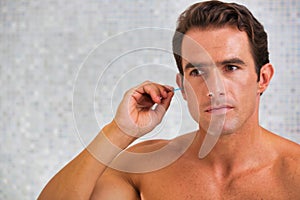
176, 73, 187, 100
257, 63, 274, 94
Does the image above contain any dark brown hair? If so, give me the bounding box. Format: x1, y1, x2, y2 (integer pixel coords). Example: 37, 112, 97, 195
172, 0, 269, 81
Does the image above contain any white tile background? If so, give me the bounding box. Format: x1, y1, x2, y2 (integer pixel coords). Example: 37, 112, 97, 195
0, 0, 299, 199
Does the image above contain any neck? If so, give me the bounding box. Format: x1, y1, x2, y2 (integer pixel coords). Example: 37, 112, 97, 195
192, 121, 275, 181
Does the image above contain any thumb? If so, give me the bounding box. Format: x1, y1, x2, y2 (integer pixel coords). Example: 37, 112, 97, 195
153, 91, 174, 120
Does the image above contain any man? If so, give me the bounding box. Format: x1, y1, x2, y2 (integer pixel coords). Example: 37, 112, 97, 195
39, 1, 300, 199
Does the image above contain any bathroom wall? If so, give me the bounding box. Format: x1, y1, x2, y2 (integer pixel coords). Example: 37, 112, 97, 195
0, 0, 299, 199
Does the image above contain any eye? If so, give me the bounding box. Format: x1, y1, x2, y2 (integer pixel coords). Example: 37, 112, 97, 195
224, 65, 239, 72
189, 69, 205, 77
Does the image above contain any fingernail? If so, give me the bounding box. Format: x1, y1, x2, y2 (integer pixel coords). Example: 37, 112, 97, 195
164, 85, 174, 91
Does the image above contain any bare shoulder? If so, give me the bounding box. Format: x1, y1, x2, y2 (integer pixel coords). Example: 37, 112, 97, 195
270, 131, 300, 159
91, 140, 171, 199
280, 138, 300, 174
126, 138, 171, 153
268, 131, 300, 184
278, 141, 300, 194
279, 138, 300, 176
92, 135, 192, 199
126, 132, 196, 153
105, 132, 196, 175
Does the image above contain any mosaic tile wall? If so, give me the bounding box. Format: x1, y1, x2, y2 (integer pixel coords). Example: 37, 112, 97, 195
0, 0, 299, 199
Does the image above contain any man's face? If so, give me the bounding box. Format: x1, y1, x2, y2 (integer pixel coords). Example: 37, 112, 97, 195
179, 26, 261, 134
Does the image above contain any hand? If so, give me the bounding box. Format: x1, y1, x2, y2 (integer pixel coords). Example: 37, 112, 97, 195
114, 81, 174, 138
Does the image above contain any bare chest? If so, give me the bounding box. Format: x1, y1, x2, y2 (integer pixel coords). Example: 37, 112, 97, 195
137, 166, 298, 200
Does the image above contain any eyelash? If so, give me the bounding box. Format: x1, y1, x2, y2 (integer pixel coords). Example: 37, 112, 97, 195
189, 69, 205, 77
224, 65, 239, 72
189, 65, 240, 77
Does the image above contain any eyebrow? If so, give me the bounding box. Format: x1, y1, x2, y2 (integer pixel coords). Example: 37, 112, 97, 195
184, 62, 209, 71
219, 58, 246, 66
184, 57, 247, 71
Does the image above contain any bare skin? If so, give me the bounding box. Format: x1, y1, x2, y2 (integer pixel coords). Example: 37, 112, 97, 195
39, 27, 300, 200
92, 128, 300, 200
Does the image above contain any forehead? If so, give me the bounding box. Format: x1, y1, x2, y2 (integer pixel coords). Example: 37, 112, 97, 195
181, 26, 253, 66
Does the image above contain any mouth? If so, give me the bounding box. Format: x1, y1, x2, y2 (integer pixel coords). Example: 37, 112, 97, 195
205, 105, 234, 114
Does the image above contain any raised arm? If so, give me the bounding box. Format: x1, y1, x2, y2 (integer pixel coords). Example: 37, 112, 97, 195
38, 81, 174, 199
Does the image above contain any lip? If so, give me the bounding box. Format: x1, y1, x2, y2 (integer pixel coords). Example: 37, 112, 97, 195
205, 105, 234, 114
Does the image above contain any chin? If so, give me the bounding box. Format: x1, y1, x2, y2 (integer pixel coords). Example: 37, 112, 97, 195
220, 119, 242, 135
199, 117, 241, 136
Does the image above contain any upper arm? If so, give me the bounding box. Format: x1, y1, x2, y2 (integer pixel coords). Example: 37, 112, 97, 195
90, 139, 168, 200
90, 168, 140, 200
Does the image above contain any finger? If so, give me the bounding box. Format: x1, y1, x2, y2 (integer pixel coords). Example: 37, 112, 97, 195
135, 93, 155, 108
153, 91, 174, 120
159, 90, 174, 111
145, 84, 174, 101
134, 82, 163, 104
158, 85, 172, 99
163, 85, 174, 92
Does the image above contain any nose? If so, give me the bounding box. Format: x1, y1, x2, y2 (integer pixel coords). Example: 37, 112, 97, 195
205, 67, 225, 97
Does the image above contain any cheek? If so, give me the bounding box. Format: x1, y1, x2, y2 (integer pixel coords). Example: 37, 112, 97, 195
183, 81, 204, 122
228, 74, 258, 98
229, 78, 259, 116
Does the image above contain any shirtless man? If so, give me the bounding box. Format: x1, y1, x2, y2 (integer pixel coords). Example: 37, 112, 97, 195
39, 1, 300, 199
